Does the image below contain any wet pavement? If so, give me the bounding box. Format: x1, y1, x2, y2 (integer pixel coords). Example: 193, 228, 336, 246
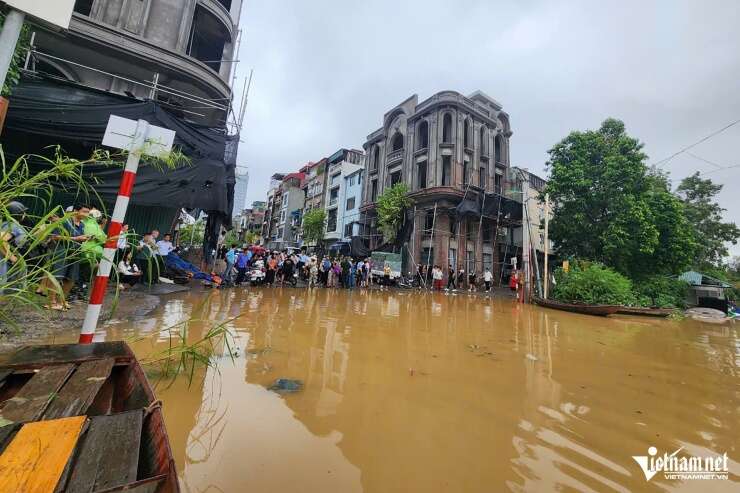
31, 287, 740, 492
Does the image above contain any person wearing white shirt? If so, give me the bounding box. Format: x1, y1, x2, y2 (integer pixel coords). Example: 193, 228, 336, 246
116, 224, 129, 250
483, 268, 493, 292
117, 249, 141, 289
156, 233, 174, 256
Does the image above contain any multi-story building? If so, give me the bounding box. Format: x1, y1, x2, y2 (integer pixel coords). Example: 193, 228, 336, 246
360, 90, 519, 277
262, 173, 285, 245
34, 0, 242, 127
341, 167, 363, 241
511, 168, 553, 263
324, 149, 364, 243
5, 0, 244, 240
302, 159, 328, 215
235, 201, 266, 243
262, 170, 307, 250
232, 167, 249, 217
271, 172, 306, 249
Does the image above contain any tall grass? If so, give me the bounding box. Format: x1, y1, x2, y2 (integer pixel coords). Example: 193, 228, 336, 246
0, 145, 187, 325
137, 293, 239, 386
1, 145, 233, 382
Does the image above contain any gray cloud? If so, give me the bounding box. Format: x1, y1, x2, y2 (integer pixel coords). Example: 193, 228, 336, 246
236, 0, 740, 255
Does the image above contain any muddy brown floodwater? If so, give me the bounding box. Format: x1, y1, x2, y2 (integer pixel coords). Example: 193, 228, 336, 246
35, 287, 739, 492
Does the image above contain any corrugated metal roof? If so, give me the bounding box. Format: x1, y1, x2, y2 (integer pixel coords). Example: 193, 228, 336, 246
679, 271, 731, 288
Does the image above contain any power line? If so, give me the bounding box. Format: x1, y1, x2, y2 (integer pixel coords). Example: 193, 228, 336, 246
683, 152, 740, 176
686, 152, 727, 170
700, 164, 740, 176
653, 118, 740, 167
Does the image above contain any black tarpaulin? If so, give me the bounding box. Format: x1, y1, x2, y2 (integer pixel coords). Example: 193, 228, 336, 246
3, 78, 236, 218
454, 191, 522, 222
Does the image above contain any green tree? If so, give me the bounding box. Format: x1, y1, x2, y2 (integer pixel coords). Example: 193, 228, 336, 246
223, 228, 238, 246
244, 231, 259, 245
301, 208, 325, 245
544, 118, 696, 279
676, 172, 740, 268
180, 220, 205, 245
376, 183, 412, 243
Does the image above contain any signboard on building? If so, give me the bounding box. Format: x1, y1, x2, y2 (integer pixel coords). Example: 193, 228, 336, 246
4, 0, 76, 29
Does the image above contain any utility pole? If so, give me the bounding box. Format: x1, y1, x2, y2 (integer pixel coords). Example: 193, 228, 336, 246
544, 193, 549, 298
521, 170, 531, 303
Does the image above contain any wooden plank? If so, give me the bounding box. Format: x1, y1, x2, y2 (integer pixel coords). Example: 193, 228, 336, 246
64, 410, 144, 493
0, 342, 132, 368
0, 364, 74, 425
0, 416, 86, 493
95, 476, 165, 493
43, 358, 115, 420
0, 423, 20, 455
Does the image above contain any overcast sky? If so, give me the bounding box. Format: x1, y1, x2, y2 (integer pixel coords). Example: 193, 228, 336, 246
236, 0, 740, 256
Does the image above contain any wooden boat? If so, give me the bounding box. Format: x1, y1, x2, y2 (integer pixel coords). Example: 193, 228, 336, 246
615, 306, 675, 317
532, 297, 621, 316
0, 341, 179, 493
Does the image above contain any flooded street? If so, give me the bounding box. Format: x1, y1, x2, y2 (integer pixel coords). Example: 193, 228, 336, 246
38, 288, 739, 492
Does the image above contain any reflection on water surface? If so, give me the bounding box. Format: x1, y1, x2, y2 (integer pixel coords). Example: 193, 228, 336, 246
37, 288, 740, 492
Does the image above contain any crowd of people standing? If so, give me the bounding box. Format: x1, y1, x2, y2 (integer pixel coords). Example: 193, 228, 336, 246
0, 200, 180, 311
218, 245, 383, 290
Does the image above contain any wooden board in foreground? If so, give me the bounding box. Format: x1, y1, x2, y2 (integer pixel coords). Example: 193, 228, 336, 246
43, 358, 115, 420
64, 410, 144, 492
0, 415, 86, 493
0, 364, 75, 425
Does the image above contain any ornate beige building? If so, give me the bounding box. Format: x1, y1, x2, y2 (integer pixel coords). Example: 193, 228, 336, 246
360, 90, 519, 278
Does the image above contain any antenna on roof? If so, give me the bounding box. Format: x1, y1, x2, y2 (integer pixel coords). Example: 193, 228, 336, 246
238, 69, 254, 131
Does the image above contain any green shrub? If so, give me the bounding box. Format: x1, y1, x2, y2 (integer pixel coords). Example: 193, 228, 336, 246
552, 261, 634, 305
633, 276, 689, 308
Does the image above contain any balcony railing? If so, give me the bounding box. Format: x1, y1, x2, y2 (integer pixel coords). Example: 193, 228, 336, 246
386, 149, 404, 163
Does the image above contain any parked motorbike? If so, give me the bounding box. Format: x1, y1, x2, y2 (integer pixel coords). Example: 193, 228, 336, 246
249, 268, 266, 285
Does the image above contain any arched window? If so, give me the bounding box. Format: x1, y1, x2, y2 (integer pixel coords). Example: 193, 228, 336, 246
463, 119, 472, 148
416, 120, 429, 150
442, 113, 453, 143
479, 125, 487, 155
391, 132, 404, 151
73, 0, 94, 15
494, 135, 503, 164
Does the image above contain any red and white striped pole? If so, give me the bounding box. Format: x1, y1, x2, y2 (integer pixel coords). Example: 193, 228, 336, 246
79, 120, 149, 344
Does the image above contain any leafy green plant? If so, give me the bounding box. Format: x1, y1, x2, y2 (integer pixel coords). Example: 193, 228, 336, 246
633, 276, 689, 308
376, 183, 412, 243
180, 219, 205, 246
301, 208, 325, 244
552, 261, 634, 305
222, 228, 238, 247
244, 230, 259, 245
137, 294, 238, 386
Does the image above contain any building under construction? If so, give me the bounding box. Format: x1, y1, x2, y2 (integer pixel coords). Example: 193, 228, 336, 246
1, 0, 246, 240
359, 91, 523, 278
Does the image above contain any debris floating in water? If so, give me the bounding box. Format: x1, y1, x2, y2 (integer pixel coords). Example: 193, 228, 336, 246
268, 378, 304, 393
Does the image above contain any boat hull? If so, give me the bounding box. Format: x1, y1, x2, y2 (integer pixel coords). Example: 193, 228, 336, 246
533, 297, 621, 316
0, 342, 179, 493
615, 307, 675, 317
